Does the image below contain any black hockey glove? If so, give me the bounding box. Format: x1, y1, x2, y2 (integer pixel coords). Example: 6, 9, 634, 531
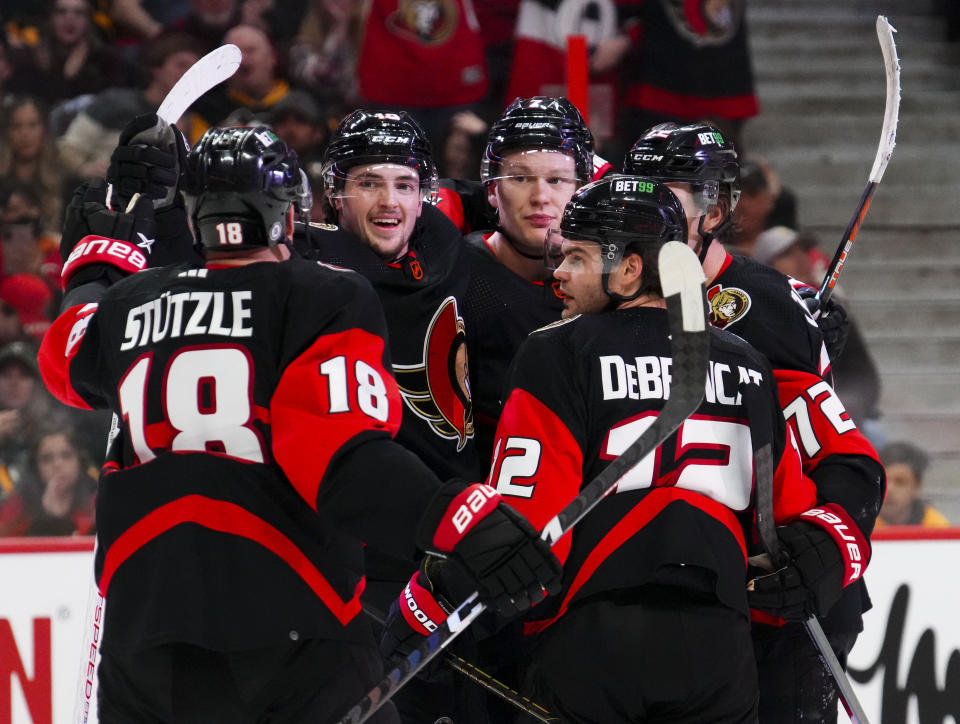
417, 480, 562, 618
747, 521, 845, 622
107, 112, 189, 210
60, 178, 157, 292
798, 287, 850, 360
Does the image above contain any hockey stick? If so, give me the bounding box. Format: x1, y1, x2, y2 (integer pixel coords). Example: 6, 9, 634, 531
103, 43, 242, 211
337, 241, 710, 724
362, 603, 560, 722
750, 401, 871, 724
815, 16, 900, 308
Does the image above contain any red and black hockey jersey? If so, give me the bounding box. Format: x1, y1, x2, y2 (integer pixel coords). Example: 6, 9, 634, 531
708, 254, 882, 537
709, 252, 885, 629
489, 307, 818, 631
297, 205, 480, 483
620, 0, 758, 120
461, 231, 565, 463
39, 259, 442, 652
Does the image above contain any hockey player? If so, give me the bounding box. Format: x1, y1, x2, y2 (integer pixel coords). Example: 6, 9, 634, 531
487, 175, 861, 722
625, 122, 885, 722
38, 125, 561, 723
462, 96, 598, 461
301, 109, 480, 484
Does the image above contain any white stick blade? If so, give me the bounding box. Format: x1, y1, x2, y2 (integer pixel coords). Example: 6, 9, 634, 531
156, 44, 242, 124
659, 241, 706, 332
870, 16, 901, 183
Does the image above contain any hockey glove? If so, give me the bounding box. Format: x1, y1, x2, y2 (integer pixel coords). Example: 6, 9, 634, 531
747, 520, 845, 622
379, 566, 451, 668
417, 481, 562, 618
60, 179, 156, 291
107, 113, 189, 210
798, 287, 850, 360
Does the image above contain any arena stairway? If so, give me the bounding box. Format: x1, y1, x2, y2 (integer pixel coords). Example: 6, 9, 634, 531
744, 0, 960, 520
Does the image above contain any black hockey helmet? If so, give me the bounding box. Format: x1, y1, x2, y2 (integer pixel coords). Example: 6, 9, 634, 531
624, 122, 740, 212
184, 125, 311, 250
481, 97, 594, 184
548, 175, 687, 302
322, 109, 439, 202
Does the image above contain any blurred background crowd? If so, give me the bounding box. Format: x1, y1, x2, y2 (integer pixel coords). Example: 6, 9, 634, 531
0, 0, 956, 537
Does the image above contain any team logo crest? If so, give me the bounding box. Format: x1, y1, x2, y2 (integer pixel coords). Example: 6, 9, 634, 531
707, 283, 751, 328
660, 0, 744, 47
387, 0, 459, 45
394, 297, 474, 450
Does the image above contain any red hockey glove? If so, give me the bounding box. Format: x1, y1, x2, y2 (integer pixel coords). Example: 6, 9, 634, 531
379, 567, 450, 661
417, 480, 562, 618
60, 179, 155, 291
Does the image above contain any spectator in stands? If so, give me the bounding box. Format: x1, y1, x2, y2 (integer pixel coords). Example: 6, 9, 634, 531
194, 24, 290, 129
164, 0, 242, 54
357, 0, 489, 148
0, 185, 63, 290
286, 0, 363, 117
57, 33, 203, 177
614, 0, 757, 159
726, 158, 776, 257
753, 224, 884, 443
109, 0, 191, 42
0, 342, 70, 502
0, 36, 13, 102
268, 89, 329, 191
878, 441, 950, 527
5, 0, 131, 106
438, 109, 487, 179
0, 97, 67, 236
0, 273, 53, 343
0, 425, 97, 536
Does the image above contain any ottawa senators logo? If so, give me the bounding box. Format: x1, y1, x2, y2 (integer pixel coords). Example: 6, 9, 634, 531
707, 284, 751, 328
386, 0, 459, 45
661, 0, 744, 47
394, 297, 474, 450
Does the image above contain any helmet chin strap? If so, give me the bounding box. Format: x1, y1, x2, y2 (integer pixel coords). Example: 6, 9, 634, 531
695, 212, 733, 264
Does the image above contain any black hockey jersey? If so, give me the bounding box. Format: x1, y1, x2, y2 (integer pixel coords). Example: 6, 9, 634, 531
461, 231, 565, 463
39, 258, 441, 652
489, 308, 820, 632
297, 204, 481, 482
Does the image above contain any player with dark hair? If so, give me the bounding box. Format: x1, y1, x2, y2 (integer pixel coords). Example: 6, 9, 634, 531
625, 122, 885, 723
302, 109, 479, 484
486, 174, 854, 722
38, 123, 560, 723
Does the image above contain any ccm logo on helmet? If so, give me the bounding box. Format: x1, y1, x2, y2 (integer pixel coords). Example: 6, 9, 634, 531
403, 583, 440, 632
452, 484, 499, 534
370, 134, 411, 145
632, 154, 663, 162
801, 507, 865, 581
